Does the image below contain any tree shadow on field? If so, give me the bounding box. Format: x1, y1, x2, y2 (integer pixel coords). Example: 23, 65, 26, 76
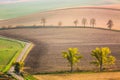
24, 40, 48, 74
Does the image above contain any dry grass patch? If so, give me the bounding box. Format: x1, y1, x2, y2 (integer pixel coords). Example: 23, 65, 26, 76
34, 72, 120, 80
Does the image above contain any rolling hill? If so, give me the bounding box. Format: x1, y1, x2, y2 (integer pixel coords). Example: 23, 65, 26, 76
0, 7, 120, 30
0, 27, 120, 73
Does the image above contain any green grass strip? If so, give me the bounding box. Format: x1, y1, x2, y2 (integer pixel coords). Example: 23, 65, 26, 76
0, 37, 25, 73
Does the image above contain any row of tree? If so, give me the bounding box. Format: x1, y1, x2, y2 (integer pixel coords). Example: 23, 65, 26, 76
73, 18, 96, 27
62, 47, 116, 72
41, 18, 113, 29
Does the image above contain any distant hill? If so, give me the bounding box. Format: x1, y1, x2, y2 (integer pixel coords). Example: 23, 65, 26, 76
100, 4, 120, 9
0, 0, 119, 19
0, 7, 120, 30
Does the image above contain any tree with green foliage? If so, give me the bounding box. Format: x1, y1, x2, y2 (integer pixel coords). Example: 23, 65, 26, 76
91, 47, 116, 72
13, 62, 24, 74
62, 48, 82, 72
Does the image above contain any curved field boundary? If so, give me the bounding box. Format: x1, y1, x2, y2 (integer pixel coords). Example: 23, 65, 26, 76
0, 36, 25, 48
0, 36, 25, 72
0, 36, 34, 73
20, 43, 34, 62
8, 42, 34, 80
47, 7, 120, 13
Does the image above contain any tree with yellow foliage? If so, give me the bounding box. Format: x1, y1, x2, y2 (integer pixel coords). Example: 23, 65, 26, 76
62, 48, 82, 72
91, 47, 116, 71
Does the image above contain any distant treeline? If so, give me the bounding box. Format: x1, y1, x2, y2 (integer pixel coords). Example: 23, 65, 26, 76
0, 18, 114, 30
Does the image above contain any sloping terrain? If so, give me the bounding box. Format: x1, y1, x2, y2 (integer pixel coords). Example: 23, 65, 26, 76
0, 7, 120, 30
0, 28, 120, 73
100, 4, 120, 9
0, 37, 25, 72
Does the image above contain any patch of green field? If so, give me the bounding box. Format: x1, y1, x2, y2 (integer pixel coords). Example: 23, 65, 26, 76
0, 37, 25, 72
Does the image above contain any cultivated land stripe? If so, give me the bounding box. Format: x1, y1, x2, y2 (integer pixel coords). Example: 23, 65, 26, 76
61, 43, 120, 45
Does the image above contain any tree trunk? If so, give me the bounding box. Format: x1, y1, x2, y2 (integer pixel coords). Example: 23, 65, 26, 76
99, 53, 103, 72
100, 65, 103, 72
84, 24, 85, 28
70, 63, 73, 72
75, 24, 77, 27
43, 23, 45, 27
93, 24, 94, 27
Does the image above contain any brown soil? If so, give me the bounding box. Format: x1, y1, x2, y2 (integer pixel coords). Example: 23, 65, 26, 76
0, 28, 120, 73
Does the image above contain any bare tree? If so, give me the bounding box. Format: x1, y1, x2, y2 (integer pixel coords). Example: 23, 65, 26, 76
58, 21, 62, 26
74, 19, 78, 27
82, 18, 87, 27
41, 18, 46, 27
107, 20, 113, 30
33, 24, 36, 26
90, 18, 96, 27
